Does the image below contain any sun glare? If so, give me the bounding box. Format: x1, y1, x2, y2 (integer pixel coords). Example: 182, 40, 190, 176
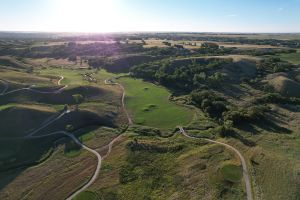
51, 0, 121, 32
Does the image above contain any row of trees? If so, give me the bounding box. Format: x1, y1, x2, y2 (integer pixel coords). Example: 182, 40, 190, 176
131, 58, 231, 91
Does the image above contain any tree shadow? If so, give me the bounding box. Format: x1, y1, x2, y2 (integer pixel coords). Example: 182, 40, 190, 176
256, 119, 292, 134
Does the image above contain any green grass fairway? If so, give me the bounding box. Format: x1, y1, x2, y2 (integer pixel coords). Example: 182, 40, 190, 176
39, 68, 117, 86
220, 163, 242, 183
119, 77, 193, 129
279, 51, 300, 65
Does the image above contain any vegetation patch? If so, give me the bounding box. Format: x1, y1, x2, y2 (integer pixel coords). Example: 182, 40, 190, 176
220, 163, 242, 183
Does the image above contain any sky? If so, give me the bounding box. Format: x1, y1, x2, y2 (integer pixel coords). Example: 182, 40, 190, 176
0, 0, 300, 33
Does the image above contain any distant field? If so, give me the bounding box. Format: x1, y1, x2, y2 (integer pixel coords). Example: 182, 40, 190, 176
31, 40, 115, 47
176, 33, 300, 40
119, 77, 193, 129
133, 39, 282, 50
279, 50, 300, 64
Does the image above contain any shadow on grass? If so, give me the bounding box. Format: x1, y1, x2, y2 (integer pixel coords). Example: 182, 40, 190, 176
236, 118, 292, 136
256, 119, 292, 134
0, 135, 63, 192
0, 123, 111, 193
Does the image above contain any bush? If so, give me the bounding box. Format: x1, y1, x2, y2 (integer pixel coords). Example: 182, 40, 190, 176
132, 126, 161, 137
65, 124, 74, 132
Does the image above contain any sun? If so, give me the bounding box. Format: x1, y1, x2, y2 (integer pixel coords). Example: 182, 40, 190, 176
51, 0, 121, 32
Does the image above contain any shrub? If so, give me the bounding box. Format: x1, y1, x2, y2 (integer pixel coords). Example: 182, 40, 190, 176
65, 124, 74, 132
223, 105, 267, 125
191, 90, 228, 118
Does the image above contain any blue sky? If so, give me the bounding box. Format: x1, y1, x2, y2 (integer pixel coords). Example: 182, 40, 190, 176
0, 0, 300, 32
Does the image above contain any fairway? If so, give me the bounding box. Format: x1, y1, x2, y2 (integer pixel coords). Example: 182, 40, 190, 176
39, 68, 89, 85
119, 77, 193, 129
279, 50, 300, 65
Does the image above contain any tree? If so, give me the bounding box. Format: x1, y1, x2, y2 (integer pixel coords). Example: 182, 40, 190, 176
72, 94, 84, 111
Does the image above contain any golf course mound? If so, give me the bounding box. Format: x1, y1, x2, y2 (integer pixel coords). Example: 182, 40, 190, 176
268, 75, 300, 98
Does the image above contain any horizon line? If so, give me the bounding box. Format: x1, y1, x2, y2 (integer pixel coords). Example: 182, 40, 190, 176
1, 30, 300, 35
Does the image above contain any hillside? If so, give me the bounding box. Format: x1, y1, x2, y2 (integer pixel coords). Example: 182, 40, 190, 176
0, 33, 300, 200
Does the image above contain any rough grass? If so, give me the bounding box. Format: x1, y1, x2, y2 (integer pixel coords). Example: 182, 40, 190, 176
0, 141, 97, 200
0, 69, 55, 86
233, 104, 300, 200
88, 133, 245, 200
78, 126, 120, 149
25, 57, 89, 69
119, 77, 193, 129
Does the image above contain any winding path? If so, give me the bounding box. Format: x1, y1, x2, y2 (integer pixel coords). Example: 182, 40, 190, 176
178, 127, 253, 200
63, 78, 132, 199
2, 74, 253, 200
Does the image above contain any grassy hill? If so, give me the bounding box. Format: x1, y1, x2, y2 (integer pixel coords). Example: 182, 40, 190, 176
0, 104, 56, 138
268, 75, 300, 98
